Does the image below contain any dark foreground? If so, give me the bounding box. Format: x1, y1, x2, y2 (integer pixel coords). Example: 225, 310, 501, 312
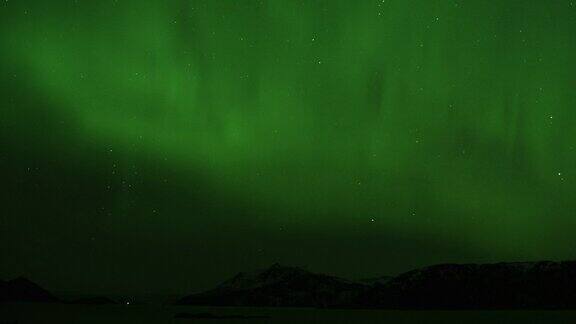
3, 304, 576, 324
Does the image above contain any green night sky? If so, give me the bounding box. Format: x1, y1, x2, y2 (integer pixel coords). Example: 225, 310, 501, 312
1, 0, 576, 295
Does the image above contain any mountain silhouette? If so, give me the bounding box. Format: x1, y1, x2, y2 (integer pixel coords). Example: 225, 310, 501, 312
353, 261, 576, 309
6, 260, 576, 309
176, 261, 576, 309
175, 263, 366, 307
0, 277, 59, 303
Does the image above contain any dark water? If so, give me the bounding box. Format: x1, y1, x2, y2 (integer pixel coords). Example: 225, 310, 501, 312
2, 304, 576, 324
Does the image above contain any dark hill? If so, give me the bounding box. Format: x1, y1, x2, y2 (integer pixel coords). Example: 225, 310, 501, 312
0, 277, 59, 303
175, 263, 366, 307
353, 261, 576, 309
176, 261, 576, 309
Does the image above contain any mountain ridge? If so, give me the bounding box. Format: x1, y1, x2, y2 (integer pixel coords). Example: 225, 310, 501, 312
175, 263, 366, 307
0, 277, 60, 303
176, 260, 576, 309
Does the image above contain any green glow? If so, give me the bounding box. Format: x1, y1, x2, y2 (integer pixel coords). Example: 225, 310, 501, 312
2, 0, 576, 293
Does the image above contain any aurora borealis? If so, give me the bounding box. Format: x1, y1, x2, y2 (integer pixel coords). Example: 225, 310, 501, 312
1, 0, 576, 295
